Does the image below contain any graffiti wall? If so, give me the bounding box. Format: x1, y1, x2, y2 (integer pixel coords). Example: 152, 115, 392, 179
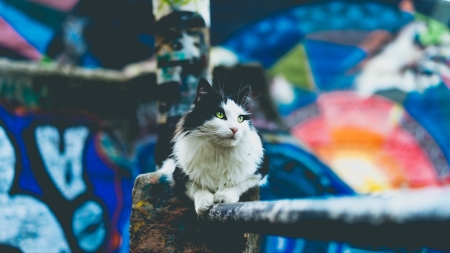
215, 0, 450, 252
0, 0, 154, 69
227, 1, 450, 193
0, 106, 133, 252
2, 0, 450, 252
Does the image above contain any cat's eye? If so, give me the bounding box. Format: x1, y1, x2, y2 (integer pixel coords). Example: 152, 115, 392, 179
237, 115, 244, 123
216, 112, 224, 119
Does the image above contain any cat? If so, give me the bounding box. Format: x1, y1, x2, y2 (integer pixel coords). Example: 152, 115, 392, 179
159, 78, 269, 215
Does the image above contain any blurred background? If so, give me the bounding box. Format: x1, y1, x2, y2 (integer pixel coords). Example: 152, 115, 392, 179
1, 0, 450, 252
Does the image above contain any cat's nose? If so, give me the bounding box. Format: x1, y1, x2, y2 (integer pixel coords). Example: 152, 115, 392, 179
230, 128, 238, 135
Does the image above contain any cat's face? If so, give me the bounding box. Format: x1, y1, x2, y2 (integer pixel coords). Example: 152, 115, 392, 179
179, 78, 254, 147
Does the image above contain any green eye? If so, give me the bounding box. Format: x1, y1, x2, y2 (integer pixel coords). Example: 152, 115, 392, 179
237, 115, 244, 123
216, 112, 224, 119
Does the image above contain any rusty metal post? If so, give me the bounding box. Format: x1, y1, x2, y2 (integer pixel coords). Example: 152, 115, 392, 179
128, 172, 260, 252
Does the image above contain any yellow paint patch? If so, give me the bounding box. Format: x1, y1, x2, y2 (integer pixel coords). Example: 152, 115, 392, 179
133, 221, 146, 233
330, 155, 391, 193
136, 200, 149, 208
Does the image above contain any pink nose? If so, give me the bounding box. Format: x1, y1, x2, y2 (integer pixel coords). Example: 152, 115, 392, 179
230, 128, 238, 135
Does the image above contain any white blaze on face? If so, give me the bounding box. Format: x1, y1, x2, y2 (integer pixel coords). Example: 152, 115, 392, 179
202, 99, 251, 147
222, 99, 250, 135
35, 126, 89, 200
0, 126, 15, 195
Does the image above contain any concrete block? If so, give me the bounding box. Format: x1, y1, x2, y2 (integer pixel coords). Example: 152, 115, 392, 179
129, 172, 259, 252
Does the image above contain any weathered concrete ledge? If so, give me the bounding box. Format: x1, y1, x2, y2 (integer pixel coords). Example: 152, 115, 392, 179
129, 172, 259, 253
0, 57, 155, 81
207, 187, 450, 251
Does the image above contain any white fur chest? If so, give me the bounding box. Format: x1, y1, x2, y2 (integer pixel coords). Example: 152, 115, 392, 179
173, 131, 263, 192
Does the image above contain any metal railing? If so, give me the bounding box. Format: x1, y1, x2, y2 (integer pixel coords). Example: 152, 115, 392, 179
208, 188, 450, 252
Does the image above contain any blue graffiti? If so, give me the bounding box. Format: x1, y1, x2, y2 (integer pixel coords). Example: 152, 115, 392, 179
0, 106, 132, 252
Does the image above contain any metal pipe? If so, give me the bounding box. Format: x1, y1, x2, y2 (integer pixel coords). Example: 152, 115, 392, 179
207, 187, 450, 251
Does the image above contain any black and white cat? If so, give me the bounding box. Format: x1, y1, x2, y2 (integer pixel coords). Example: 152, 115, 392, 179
159, 78, 269, 215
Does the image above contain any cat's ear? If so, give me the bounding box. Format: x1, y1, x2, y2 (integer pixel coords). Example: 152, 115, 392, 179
195, 78, 215, 102
237, 86, 251, 105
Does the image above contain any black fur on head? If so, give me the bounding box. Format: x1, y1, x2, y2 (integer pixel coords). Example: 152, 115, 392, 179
231, 85, 251, 108
194, 78, 221, 104
195, 78, 250, 106
178, 78, 251, 135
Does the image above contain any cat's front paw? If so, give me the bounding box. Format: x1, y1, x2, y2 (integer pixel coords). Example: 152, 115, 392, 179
194, 192, 214, 216
214, 189, 240, 203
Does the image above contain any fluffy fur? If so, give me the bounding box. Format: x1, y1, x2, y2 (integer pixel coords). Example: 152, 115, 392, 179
161, 78, 268, 215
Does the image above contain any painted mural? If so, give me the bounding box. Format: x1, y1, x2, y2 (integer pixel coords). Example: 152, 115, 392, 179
0, 0, 154, 69
217, 1, 450, 252
0, 107, 133, 253
1, 0, 450, 252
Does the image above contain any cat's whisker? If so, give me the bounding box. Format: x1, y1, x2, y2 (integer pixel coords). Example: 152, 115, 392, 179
240, 89, 251, 106
237, 77, 243, 104
222, 72, 228, 98
241, 97, 250, 108
217, 76, 224, 98
180, 173, 189, 181
242, 94, 263, 108
249, 94, 263, 101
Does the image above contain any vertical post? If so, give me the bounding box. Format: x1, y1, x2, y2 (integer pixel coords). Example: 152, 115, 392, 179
132, 2, 257, 251
153, 0, 210, 123
153, 0, 211, 165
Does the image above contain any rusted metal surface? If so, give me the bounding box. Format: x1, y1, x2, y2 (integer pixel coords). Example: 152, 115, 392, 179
207, 187, 450, 251
129, 172, 259, 253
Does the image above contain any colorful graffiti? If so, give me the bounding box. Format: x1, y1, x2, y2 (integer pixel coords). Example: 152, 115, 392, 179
216, 0, 450, 252
0, 0, 154, 69
2, 0, 450, 252
154, 9, 209, 120
0, 125, 70, 253
0, 106, 132, 252
291, 92, 448, 193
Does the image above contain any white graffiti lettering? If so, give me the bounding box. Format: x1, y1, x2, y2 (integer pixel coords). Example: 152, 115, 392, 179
72, 200, 106, 252
0, 126, 71, 253
35, 126, 89, 200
